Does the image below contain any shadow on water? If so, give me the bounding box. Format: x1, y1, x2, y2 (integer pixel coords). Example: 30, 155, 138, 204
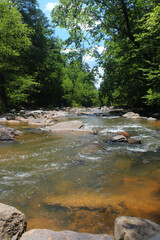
0, 117, 160, 235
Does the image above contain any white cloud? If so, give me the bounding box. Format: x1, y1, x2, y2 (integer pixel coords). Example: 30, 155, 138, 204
61, 48, 78, 54
45, 2, 58, 11
83, 54, 95, 62
96, 46, 105, 54
98, 67, 104, 75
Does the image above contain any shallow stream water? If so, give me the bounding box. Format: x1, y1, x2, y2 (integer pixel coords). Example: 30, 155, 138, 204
0, 114, 160, 236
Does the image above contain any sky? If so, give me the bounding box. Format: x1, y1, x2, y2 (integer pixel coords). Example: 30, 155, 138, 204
37, 0, 104, 87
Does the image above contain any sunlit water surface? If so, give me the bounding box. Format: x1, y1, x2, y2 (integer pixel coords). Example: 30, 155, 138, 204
0, 115, 160, 236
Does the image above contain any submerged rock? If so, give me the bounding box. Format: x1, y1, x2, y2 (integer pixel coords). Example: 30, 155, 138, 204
114, 216, 160, 240
0, 203, 27, 240
20, 229, 113, 240
80, 141, 104, 154
127, 138, 141, 144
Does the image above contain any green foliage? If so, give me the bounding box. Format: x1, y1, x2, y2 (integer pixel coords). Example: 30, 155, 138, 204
142, 89, 160, 105
0, 0, 37, 109
34, 39, 64, 107
62, 57, 99, 107
52, 0, 160, 108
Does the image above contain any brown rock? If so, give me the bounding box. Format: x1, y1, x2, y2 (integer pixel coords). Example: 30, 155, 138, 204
20, 229, 113, 240
0, 203, 27, 240
117, 132, 131, 138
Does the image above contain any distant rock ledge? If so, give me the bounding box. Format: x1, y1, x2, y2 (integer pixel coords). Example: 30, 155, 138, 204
0, 203, 160, 240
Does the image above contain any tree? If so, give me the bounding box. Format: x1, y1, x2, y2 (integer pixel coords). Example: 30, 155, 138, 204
62, 54, 99, 107
34, 39, 64, 107
135, 5, 160, 107
11, 0, 66, 108
0, 0, 36, 111
51, 0, 159, 108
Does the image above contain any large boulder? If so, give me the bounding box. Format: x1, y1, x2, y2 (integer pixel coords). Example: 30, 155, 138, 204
114, 216, 160, 240
123, 112, 141, 119
0, 203, 27, 240
44, 120, 95, 134
22, 110, 43, 118
27, 118, 53, 127
20, 229, 114, 240
0, 125, 22, 142
0, 128, 15, 141
45, 120, 84, 132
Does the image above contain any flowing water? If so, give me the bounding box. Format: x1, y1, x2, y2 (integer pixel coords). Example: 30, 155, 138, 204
0, 114, 160, 236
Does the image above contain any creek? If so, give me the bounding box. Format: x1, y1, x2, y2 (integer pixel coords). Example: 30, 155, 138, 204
0, 113, 160, 236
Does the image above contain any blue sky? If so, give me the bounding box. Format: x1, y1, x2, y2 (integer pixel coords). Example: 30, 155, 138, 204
37, 0, 69, 40
37, 0, 104, 87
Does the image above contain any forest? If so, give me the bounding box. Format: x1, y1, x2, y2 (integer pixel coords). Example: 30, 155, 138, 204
0, 0, 159, 112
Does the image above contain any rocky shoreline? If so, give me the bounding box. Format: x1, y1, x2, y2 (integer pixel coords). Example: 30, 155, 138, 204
0, 203, 160, 240
0, 107, 159, 143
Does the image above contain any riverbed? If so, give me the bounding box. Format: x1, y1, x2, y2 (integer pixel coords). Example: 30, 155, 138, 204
0, 113, 160, 235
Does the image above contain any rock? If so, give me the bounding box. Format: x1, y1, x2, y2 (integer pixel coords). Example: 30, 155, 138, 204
147, 117, 157, 121
20, 229, 113, 240
151, 233, 160, 240
0, 203, 27, 240
80, 141, 104, 154
0, 125, 22, 141
127, 138, 141, 144
114, 216, 160, 240
123, 112, 140, 119
4, 113, 15, 120
23, 110, 43, 118
100, 106, 109, 111
153, 113, 160, 119
117, 132, 131, 138
52, 110, 68, 118
45, 120, 84, 132
0, 128, 15, 141
27, 118, 53, 127
77, 111, 95, 116
6, 120, 21, 125
111, 135, 128, 142
44, 120, 95, 134
15, 117, 29, 123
